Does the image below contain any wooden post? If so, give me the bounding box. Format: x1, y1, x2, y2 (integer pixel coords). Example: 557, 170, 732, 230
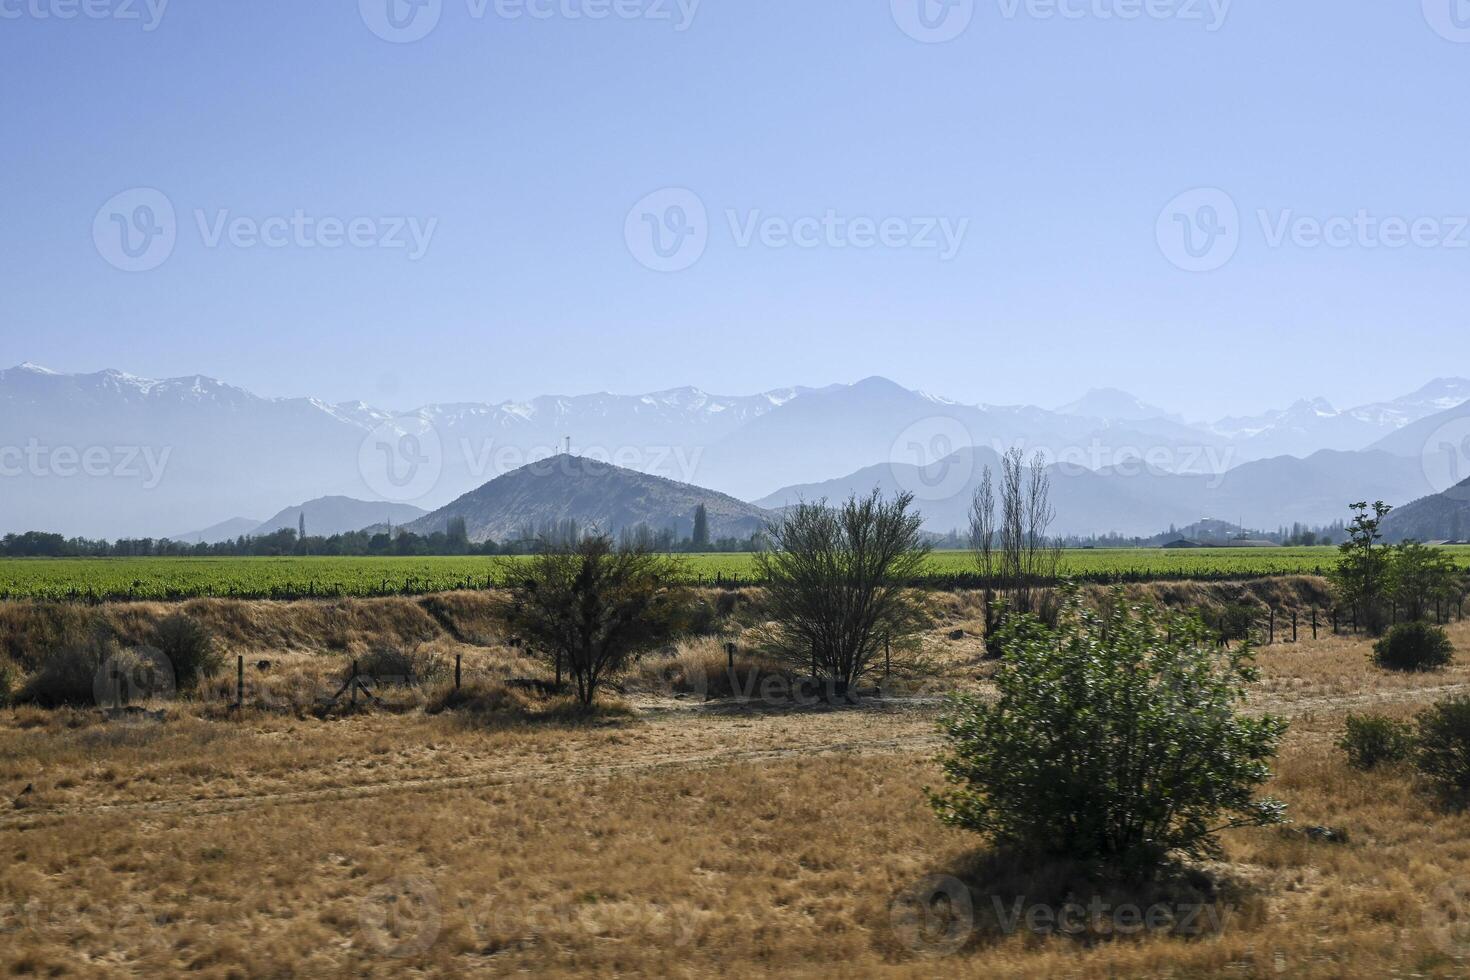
455, 654, 462, 691
236, 655, 244, 708
1268, 607, 1275, 645
1292, 609, 1298, 643
1312, 607, 1318, 640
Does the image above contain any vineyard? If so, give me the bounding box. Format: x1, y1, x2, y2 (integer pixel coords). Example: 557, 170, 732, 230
4, 547, 1466, 601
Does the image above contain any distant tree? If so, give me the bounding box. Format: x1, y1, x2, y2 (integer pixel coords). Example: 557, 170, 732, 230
756, 490, 930, 692
494, 536, 691, 705
1333, 501, 1394, 634
969, 448, 1062, 654
1388, 541, 1460, 622
446, 516, 470, 553
298, 512, 306, 540
691, 504, 710, 550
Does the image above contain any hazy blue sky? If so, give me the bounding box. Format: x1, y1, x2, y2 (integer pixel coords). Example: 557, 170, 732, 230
3, 0, 1468, 420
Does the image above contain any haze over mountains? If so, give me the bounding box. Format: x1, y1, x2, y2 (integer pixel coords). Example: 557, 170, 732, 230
3, 362, 1468, 540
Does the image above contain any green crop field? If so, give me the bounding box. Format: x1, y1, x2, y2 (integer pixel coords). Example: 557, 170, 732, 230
3, 547, 1467, 602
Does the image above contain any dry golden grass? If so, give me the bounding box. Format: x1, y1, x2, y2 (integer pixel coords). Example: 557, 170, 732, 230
2, 586, 1470, 976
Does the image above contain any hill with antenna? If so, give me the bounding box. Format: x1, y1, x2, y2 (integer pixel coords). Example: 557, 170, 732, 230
402, 455, 772, 544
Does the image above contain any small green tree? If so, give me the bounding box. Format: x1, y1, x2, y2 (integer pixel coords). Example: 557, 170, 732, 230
1337, 713, 1415, 770
1332, 501, 1393, 634
756, 491, 930, 691
1414, 696, 1470, 806
494, 536, 691, 705
929, 591, 1287, 867
1387, 541, 1460, 622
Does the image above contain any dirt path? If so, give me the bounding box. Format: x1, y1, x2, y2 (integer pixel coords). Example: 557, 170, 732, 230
6, 681, 1468, 830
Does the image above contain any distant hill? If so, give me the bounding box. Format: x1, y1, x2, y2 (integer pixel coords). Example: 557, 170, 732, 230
1382, 478, 1470, 543
170, 517, 262, 545
757, 448, 1434, 537
252, 496, 428, 538
404, 455, 772, 543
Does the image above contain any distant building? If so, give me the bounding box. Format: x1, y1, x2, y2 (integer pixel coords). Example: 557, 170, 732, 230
1162, 538, 1202, 549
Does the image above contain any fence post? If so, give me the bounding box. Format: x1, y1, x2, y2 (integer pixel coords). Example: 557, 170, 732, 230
1268, 607, 1275, 645
1292, 609, 1298, 643
455, 654, 462, 691
1312, 607, 1318, 640
236, 655, 244, 708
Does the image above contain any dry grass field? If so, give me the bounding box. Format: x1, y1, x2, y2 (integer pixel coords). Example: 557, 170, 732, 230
4, 582, 1470, 977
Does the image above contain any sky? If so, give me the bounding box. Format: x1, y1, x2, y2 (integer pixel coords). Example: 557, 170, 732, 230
2, 0, 1469, 421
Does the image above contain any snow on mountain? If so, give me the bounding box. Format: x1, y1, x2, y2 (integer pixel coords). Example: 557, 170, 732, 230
4, 363, 1467, 540
1056, 388, 1176, 423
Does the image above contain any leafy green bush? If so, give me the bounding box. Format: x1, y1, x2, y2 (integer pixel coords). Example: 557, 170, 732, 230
1201, 603, 1257, 644
153, 613, 223, 689
1414, 696, 1470, 806
1337, 713, 1414, 770
929, 592, 1287, 868
1372, 621, 1453, 672
19, 625, 117, 707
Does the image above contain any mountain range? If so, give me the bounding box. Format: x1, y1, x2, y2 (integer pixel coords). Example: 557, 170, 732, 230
3, 362, 1469, 539
173, 497, 429, 544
